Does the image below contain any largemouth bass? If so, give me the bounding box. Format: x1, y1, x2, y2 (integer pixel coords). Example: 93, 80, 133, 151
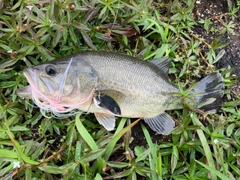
17, 51, 224, 134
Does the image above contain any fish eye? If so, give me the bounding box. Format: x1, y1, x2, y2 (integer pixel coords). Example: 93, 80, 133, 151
45, 65, 57, 76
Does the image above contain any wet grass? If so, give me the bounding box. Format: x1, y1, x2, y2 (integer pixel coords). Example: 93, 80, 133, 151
0, 0, 239, 179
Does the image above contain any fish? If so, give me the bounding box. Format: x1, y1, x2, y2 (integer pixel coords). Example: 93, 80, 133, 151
16, 51, 224, 135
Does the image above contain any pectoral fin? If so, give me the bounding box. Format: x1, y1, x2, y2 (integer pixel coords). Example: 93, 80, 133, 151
144, 113, 175, 135
94, 113, 116, 131
94, 91, 121, 115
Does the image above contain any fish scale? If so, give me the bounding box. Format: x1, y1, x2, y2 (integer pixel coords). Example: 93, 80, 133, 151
80, 52, 177, 116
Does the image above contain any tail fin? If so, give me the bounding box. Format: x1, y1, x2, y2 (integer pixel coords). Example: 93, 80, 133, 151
193, 73, 224, 111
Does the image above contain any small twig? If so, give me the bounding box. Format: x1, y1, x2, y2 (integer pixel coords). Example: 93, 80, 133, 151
208, 13, 230, 22
189, 31, 212, 49
104, 154, 126, 172
10, 143, 67, 178
199, 52, 215, 72
182, 97, 209, 119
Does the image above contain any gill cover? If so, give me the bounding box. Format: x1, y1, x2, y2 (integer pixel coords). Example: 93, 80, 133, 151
74, 58, 99, 98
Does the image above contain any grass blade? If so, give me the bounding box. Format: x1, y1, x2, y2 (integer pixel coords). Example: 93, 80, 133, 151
0, 149, 18, 159
75, 114, 98, 151
191, 113, 217, 180
7, 131, 40, 165
195, 160, 231, 180
141, 123, 162, 180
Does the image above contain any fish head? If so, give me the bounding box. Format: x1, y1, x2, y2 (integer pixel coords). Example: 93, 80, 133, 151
17, 57, 99, 117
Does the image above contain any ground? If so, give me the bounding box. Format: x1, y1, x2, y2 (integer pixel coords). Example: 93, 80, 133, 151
193, 0, 240, 92
35, 0, 240, 164
1, 0, 239, 179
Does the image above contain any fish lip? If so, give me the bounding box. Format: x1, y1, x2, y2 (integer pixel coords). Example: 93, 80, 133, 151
23, 68, 33, 78
19, 68, 55, 99
16, 85, 32, 99
16, 68, 34, 99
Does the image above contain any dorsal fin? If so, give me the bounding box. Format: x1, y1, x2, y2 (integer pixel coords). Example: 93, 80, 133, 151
149, 57, 171, 76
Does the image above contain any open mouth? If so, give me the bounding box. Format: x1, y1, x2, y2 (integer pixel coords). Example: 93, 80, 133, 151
16, 69, 33, 99
16, 85, 32, 99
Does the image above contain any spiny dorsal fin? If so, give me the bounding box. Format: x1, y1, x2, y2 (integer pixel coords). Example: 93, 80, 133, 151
144, 113, 175, 135
149, 57, 171, 76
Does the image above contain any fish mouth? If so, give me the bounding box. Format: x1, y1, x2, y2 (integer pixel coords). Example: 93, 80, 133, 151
16, 69, 34, 99
16, 68, 51, 99
16, 85, 32, 99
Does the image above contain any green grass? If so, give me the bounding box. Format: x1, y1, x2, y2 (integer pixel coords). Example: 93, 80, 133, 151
0, 0, 239, 179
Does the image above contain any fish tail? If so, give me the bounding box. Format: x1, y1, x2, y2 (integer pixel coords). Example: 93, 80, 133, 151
192, 72, 224, 111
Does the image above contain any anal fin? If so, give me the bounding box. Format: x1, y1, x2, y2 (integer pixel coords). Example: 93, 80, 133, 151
94, 113, 116, 131
144, 113, 175, 135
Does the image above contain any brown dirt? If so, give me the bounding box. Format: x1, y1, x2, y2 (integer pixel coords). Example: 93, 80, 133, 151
193, 0, 240, 91
131, 0, 240, 148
